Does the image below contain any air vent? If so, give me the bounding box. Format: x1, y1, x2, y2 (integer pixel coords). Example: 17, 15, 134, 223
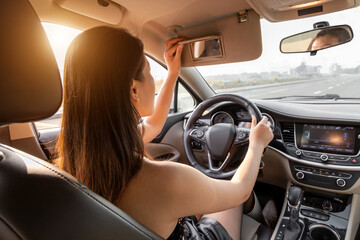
281, 122, 295, 143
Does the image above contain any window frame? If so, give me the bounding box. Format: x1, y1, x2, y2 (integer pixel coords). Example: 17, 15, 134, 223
145, 54, 200, 114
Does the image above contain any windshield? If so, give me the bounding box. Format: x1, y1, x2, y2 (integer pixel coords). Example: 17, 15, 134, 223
196, 7, 360, 100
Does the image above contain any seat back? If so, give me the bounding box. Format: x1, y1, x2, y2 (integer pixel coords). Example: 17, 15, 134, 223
0, 1, 161, 239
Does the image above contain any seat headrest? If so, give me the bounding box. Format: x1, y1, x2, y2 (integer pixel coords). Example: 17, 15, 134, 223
0, 0, 62, 126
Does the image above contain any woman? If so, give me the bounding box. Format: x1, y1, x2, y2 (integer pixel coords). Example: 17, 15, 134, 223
58, 26, 273, 240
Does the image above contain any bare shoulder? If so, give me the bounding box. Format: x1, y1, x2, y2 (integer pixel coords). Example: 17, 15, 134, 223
142, 158, 202, 183
142, 158, 217, 200
141, 158, 188, 185
132, 159, 201, 217
118, 159, 187, 215
141, 158, 225, 217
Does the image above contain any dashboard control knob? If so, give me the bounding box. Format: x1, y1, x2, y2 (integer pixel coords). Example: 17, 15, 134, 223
322, 200, 333, 211
320, 154, 328, 162
296, 172, 305, 180
336, 178, 346, 188
295, 150, 302, 156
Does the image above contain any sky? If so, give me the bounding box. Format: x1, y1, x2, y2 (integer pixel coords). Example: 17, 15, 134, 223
42, 6, 360, 79
197, 6, 360, 76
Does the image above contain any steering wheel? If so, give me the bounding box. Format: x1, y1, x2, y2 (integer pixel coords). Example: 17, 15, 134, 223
184, 94, 262, 179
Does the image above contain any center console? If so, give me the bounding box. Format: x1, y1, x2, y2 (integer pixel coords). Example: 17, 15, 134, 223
275, 123, 360, 239
274, 186, 351, 240
283, 123, 360, 190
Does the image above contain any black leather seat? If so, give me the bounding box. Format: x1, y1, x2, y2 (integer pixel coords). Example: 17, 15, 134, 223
0, 1, 161, 239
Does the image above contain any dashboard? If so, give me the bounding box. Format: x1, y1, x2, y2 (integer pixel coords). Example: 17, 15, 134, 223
186, 99, 360, 193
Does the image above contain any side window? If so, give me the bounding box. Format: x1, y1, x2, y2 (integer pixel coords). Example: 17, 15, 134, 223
147, 57, 196, 113
147, 57, 167, 93
177, 83, 196, 113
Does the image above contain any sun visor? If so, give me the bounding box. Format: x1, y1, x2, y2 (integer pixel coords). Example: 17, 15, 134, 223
0, 0, 62, 126
177, 10, 262, 67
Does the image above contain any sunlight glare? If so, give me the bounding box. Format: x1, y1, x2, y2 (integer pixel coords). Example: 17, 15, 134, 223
41, 22, 82, 76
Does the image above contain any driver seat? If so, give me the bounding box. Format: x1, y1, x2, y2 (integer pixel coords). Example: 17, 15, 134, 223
0, 1, 160, 239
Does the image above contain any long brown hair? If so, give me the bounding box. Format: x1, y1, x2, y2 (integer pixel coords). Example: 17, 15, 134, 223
57, 26, 145, 203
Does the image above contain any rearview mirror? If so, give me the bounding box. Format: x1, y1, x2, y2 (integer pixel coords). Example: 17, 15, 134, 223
179, 35, 225, 62
280, 25, 353, 54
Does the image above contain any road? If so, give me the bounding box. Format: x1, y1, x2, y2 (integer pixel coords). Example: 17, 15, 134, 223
223, 74, 360, 99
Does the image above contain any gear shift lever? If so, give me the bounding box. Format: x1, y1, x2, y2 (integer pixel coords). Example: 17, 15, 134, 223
284, 186, 303, 240
288, 186, 303, 223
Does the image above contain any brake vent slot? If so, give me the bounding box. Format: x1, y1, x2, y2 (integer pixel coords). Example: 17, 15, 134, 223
281, 122, 295, 144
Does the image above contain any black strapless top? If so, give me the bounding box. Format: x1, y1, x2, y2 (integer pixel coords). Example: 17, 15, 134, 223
167, 218, 185, 240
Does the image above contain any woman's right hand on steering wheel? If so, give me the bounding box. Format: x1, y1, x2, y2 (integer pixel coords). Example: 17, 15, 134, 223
249, 115, 274, 150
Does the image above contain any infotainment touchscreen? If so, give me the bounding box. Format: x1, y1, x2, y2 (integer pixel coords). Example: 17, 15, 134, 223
299, 124, 355, 154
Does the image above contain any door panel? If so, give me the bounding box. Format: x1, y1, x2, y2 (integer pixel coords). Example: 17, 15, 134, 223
146, 143, 180, 162
151, 119, 189, 165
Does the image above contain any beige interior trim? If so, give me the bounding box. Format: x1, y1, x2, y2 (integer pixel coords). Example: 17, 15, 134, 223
54, 0, 124, 25
345, 194, 360, 240
271, 182, 292, 240
159, 121, 188, 164
29, 0, 107, 30
114, 0, 198, 26
9, 123, 35, 141
246, 0, 358, 22
258, 147, 290, 189
3, 123, 48, 160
